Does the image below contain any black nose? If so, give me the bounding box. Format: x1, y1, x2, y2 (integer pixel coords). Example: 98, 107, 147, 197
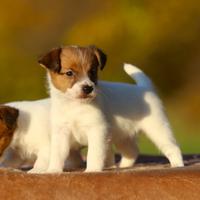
82, 85, 94, 94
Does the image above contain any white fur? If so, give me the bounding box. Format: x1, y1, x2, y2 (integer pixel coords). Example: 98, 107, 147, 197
0, 99, 51, 173
47, 63, 184, 173
100, 64, 183, 168
68, 79, 96, 101
1, 99, 83, 173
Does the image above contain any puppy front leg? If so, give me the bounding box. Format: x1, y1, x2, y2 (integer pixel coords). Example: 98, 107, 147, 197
85, 127, 108, 172
28, 148, 50, 174
47, 127, 71, 173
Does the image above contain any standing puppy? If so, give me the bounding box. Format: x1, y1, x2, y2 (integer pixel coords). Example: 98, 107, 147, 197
39, 46, 109, 172
39, 45, 183, 173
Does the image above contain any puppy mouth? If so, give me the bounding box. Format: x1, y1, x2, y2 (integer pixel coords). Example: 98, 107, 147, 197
78, 93, 96, 100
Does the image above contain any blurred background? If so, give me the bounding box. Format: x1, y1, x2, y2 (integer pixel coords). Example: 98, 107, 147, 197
0, 0, 199, 154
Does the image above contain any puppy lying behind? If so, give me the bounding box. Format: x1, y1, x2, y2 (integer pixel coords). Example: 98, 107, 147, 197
38, 45, 184, 173
0, 100, 83, 173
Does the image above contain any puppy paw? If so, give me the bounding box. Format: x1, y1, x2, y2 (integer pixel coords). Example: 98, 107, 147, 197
105, 164, 117, 169
46, 168, 63, 174
119, 157, 136, 168
170, 160, 184, 168
168, 152, 184, 168
27, 168, 46, 174
84, 167, 103, 173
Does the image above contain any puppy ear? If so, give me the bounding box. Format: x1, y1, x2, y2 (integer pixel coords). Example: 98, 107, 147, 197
89, 46, 107, 70
38, 47, 62, 73
0, 106, 19, 129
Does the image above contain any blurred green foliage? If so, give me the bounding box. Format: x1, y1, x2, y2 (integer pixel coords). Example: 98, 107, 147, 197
0, 0, 199, 153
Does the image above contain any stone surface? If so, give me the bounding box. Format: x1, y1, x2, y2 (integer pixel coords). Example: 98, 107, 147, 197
0, 155, 200, 200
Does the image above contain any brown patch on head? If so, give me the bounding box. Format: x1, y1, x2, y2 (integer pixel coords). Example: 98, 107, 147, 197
88, 45, 107, 70
0, 106, 18, 156
39, 45, 107, 93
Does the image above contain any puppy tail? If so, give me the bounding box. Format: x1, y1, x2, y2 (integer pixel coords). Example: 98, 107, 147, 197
123, 63, 154, 90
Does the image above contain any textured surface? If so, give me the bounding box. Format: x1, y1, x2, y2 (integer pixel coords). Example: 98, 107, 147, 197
0, 155, 200, 200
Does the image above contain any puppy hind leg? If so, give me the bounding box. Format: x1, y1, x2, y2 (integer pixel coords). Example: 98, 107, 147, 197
141, 118, 184, 167
104, 145, 116, 169
115, 137, 139, 168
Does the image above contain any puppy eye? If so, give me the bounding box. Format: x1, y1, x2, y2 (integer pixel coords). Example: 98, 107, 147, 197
66, 70, 74, 77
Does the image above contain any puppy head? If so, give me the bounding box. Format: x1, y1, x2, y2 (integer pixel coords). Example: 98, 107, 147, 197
0, 106, 19, 157
38, 45, 107, 101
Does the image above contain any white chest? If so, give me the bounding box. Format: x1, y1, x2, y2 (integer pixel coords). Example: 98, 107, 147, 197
52, 102, 102, 147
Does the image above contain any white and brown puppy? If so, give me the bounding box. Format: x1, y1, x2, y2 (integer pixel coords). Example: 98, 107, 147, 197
39, 45, 184, 173
39, 46, 110, 173
0, 100, 83, 173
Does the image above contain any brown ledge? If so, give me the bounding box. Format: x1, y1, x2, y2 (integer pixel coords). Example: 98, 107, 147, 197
0, 155, 200, 200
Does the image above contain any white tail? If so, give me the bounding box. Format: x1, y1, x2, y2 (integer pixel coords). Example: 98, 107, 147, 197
123, 63, 154, 90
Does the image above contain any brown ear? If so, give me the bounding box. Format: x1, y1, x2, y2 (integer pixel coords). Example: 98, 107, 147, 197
89, 46, 107, 70
38, 47, 62, 73
0, 106, 19, 129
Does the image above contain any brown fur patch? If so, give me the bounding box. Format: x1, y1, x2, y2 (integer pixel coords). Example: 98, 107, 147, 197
0, 106, 18, 156
49, 70, 77, 93
38, 47, 62, 73
40, 45, 107, 93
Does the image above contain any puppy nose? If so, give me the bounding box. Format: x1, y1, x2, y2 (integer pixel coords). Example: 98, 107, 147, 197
82, 85, 93, 94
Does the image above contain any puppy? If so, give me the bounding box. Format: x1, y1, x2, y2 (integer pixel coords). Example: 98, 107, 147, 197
39, 45, 184, 173
0, 100, 83, 173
